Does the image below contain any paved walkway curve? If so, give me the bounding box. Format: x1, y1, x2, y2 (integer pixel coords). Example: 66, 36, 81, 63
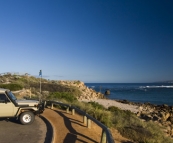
42, 108, 102, 143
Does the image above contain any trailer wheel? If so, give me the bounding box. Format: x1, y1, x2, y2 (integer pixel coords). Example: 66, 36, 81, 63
20, 111, 35, 125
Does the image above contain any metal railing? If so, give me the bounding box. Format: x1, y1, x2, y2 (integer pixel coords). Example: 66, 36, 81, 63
47, 100, 115, 143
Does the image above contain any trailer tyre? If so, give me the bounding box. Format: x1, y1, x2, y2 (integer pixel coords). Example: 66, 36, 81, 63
20, 111, 35, 125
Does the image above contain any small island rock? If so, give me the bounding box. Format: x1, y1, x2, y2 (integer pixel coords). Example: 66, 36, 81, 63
105, 89, 110, 95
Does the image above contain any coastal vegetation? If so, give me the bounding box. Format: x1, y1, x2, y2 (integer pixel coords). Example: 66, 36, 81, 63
47, 92, 77, 102
0, 73, 172, 143
56, 99, 172, 143
0, 83, 23, 91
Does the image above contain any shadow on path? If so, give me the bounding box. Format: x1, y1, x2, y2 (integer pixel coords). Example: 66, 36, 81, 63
0, 117, 20, 124
54, 110, 98, 143
39, 115, 53, 143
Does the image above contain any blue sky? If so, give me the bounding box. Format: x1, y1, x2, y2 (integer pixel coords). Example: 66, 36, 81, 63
0, 0, 173, 83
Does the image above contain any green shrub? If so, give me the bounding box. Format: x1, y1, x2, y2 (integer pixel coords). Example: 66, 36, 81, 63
88, 101, 105, 110
18, 77, 28, 83
71, 101, 112, 127
0, 83, 23, 91
47, 92, 77, 102
108, 106, 120, 112
92, 109, 112, 127
118, 121, 173, 143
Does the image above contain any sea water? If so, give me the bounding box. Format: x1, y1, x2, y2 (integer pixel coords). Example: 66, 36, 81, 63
85, 83, 173, 106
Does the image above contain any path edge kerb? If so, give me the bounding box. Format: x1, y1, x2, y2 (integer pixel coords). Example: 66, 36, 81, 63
39, 115, 55, 143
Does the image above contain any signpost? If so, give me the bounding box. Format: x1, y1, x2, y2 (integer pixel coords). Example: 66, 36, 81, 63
39, 70, 42, 97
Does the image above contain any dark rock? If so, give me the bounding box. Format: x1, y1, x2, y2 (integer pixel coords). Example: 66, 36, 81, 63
168, 116, 173, 124
122, 100, 131, 104
140, 113, 152, 121
105, 89, 110, 95
153, 115, 159, 121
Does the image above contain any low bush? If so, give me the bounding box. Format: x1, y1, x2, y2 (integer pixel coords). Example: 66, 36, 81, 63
70, 101, 112, 127
0, 83, 23, 91
93, 109, 112, 127
47, 92, 77, 102
88, 101, 105, 110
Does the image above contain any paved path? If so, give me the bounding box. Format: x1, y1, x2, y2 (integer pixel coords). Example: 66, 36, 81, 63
42, 108, 102, 143
0, 116, 47, 143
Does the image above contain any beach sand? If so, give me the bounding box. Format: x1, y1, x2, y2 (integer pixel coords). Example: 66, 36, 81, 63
79, 99, 139, 113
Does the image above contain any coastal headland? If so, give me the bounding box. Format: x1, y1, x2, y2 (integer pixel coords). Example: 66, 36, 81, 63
0, 74, 173, 140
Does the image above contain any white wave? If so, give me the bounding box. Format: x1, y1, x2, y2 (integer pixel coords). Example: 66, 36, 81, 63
90, 86, 95, 88
139, 86, 146, 88
140, 85, 173, 88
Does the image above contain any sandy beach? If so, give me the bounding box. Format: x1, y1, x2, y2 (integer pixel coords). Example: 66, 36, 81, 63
79, 99, 139, 113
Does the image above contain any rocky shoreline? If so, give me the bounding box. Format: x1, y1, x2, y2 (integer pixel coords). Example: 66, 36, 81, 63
130, 100, 173, 138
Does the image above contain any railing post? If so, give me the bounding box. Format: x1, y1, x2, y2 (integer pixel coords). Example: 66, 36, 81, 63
44, 101, 47, 107
51, 103, 54, 109
83, 115, 87, 125
72, 109, 75, 115
101, 129, 107, 143
66, 107, 69, 113
44, 101, 47, 108
87, 119, 91, 128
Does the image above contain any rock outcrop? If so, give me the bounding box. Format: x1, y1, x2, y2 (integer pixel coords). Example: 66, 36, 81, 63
137, 103, 173, 137
58, 80, 104, 101
0, 73, 104, 101
117, 100, 173, 138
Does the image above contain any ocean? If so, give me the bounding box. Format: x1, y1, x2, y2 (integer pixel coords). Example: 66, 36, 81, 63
85, 83, 173, 106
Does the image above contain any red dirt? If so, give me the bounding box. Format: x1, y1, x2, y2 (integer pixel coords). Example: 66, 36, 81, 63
42, 108, 133, 143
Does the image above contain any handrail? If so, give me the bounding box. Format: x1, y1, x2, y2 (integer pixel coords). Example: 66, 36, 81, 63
48, 100, 115, 143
